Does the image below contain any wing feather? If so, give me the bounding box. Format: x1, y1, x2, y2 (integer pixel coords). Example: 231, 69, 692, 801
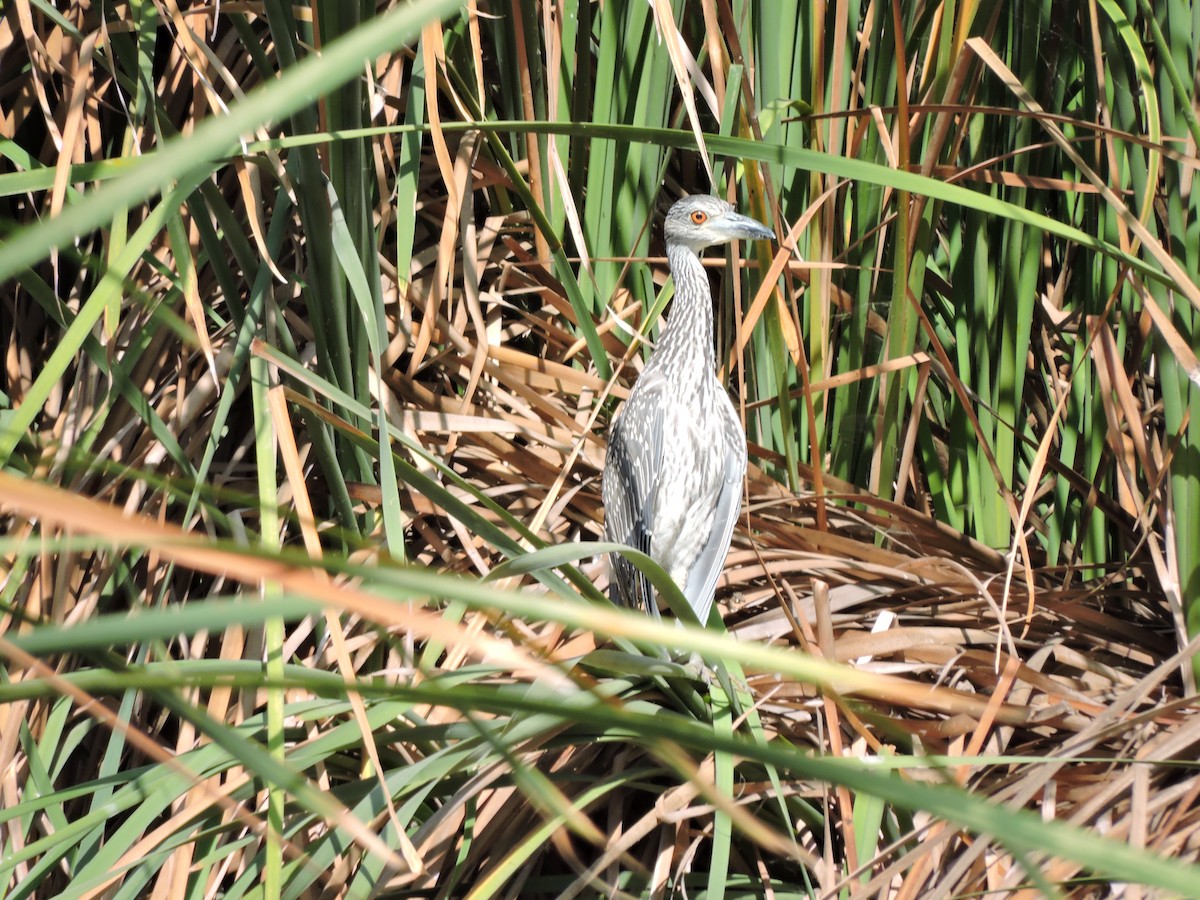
602, 369, 668, 616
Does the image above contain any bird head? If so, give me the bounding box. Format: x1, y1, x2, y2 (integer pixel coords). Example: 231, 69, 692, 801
664, 195, 774, 253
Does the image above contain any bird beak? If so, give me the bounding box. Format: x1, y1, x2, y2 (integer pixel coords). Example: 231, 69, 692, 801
721, 212, 774, 242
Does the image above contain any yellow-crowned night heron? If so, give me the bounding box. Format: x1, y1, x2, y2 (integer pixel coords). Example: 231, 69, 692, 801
603, 194, 773, 625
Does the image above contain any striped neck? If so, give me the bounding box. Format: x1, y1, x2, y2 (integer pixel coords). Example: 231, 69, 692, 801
654, 243, 716, 377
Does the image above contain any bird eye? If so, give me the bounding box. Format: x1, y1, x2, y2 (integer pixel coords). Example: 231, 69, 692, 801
690, 211, 708, 225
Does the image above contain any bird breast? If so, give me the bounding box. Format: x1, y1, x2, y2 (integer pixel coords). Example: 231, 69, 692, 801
649, 374, 733, 581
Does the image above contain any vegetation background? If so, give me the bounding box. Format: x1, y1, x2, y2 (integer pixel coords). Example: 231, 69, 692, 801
1, 0, 1199, 896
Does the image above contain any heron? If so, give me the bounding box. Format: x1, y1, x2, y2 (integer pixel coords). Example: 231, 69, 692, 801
602, 194, 774, 626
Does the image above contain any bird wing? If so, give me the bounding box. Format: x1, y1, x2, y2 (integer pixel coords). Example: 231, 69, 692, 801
681, 398, 747, 625
602, 368, 668, 617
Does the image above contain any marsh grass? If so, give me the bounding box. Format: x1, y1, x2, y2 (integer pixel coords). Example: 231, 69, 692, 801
1, 1, 1198, 896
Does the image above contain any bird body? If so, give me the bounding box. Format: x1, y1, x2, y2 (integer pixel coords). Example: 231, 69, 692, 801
603, 195, 773, 625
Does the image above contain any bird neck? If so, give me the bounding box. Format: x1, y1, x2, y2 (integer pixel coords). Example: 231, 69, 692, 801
658, 244, 717, 376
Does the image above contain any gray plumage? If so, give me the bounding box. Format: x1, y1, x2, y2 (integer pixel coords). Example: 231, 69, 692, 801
602, 195, 774, 625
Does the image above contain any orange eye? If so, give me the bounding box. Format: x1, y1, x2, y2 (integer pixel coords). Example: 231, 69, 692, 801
690, 210, 708, 225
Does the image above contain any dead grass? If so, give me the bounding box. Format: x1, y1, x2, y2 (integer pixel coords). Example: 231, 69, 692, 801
1, 2, 1198, 897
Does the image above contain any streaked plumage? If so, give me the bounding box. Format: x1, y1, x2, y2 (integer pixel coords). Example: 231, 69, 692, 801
603, 195, 774, 625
